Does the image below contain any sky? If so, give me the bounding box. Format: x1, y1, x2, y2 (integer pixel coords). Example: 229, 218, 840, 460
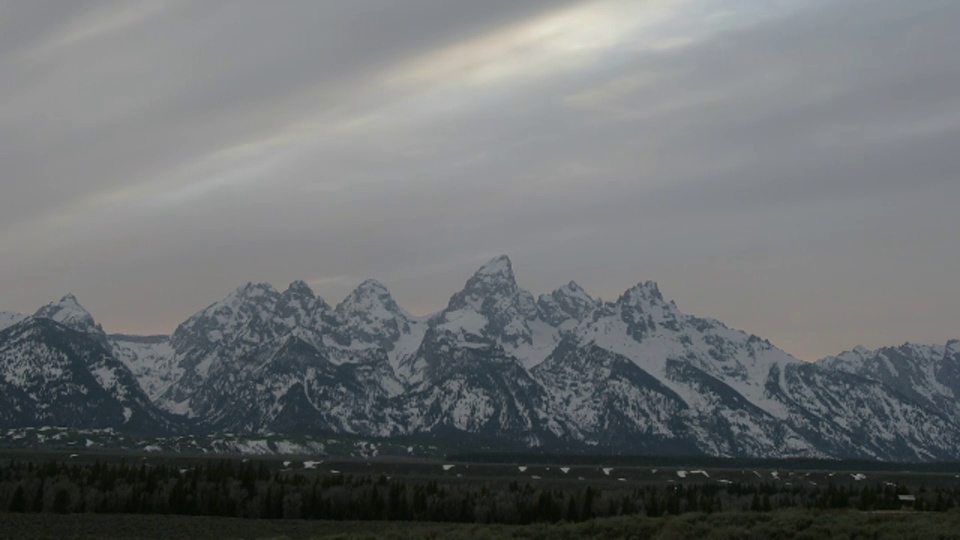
1, 0, 958, 360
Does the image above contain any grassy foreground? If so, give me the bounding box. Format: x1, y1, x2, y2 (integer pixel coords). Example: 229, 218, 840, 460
2, 509, 959, 539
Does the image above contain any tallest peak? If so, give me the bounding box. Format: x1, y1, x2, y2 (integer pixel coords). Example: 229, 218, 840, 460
446, 255, 520, 311
474, 255, 514, 279
466, 255, 517, 290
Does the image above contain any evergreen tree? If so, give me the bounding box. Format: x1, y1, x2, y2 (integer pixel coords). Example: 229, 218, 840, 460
32, 479, 45, 513
8, 485, 26, 512
53, 488, 72, 514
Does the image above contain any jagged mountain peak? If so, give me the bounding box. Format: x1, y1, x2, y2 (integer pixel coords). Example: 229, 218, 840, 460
171, 282, 288, 351
620, 281, 665, 304
463, 255, 516, 291
947, 340, 960, 354
33, 293, 104, 336
351, 279, 392, 299
336, 279, 406, 319
615, 281, 679, 325
37, 293, 85, 314
446, 255, 525, 313
203, 281, 284, 314
556, 281, 594, 302
235, 281, 279, 298
181, 282, 283, 320
283, 280, 315, 299
538, 281, 599, 326
475, 254, 514, 278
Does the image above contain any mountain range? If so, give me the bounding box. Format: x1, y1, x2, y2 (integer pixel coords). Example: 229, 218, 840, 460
1, 256, 958, 461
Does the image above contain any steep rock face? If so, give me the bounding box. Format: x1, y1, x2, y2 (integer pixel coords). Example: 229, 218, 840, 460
33, 294, 109, 349
533, 339, 695, 453
404, 325, 554, 446
393, 257, 567, 444
0, 318, 175, 433
157, 279, 410, 430
938, 340, 960, 401
537, 282, 600, 328
189, 336, 404, 435
574, 282, 802, 435
819, 342, 960, 418
335, 280, 411, 347
767, 362, 960, 461
34, 294, 104, 335
109, 335, 178, 402
554, 283, 819, 458
334, 279, 427, 377
161, 282, 333, 416
438, 256, 559, 370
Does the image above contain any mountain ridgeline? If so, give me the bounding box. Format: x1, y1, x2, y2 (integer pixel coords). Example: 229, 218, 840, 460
1, 256, 958, 461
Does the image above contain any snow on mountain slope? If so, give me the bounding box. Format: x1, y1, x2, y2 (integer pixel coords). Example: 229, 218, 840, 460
181, 333, 405, 435
333, 279, 429, 376
538, 281, 600, 328
438, 255, 559, 369
533, 339, 695, 452
3, 256, 960, 460
160, 281, 336, 415
0, 312, 26, 332
0, 317, 175, 433
560, 286, 817, 457
577, 281, 796, 420
335, 280, 413, 345
157, 277, 417, 425
33, 294, 107, 342
404, 329, 554, 446
109, 335, 179, 401
768, 362, 960, 461
818, 341, 960, 418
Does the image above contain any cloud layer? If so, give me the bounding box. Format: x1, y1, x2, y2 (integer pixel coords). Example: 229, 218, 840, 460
2, 0, 958, 359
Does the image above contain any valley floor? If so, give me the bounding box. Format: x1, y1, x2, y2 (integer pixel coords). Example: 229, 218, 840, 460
2, 510, 960, 539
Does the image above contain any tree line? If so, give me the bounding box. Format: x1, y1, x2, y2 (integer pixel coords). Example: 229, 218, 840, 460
1, 460, 958, 524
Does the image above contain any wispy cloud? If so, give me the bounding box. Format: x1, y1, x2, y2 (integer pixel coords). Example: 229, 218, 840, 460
0, 0, 958, 359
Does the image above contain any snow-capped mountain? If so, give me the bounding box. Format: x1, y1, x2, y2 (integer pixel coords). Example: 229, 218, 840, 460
0, 299, 177, 434
1, 256, 958, 461
818, 341, 960, 420
33, 294, 109, 347
109, 334, 179, 401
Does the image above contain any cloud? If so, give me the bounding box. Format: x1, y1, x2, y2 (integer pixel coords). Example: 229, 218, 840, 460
0, 0, 958, 359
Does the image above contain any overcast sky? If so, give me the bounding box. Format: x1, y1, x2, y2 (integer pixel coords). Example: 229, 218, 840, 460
1, 0, 958, 360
